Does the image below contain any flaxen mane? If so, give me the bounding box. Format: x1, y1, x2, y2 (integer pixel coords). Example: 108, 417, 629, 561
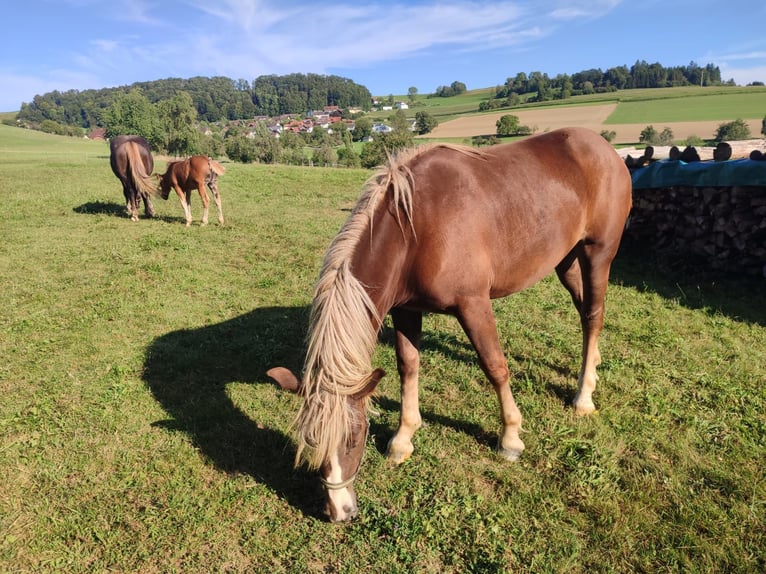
293, 143, 486, 469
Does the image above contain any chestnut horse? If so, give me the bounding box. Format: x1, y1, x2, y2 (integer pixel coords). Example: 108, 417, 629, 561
268, 127, 632, 522
158, 156, 226, 226
109, 135, 157, 221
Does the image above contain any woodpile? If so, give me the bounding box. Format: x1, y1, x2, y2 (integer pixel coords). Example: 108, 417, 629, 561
623, 185, 766, 276
617, 139, 766, 162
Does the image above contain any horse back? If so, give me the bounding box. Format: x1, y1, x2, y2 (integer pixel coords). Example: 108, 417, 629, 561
355, 128, 632, 311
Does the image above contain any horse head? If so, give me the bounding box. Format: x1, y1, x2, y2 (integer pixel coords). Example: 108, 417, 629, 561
267, 366, 384, 522
156, 172, 171, 200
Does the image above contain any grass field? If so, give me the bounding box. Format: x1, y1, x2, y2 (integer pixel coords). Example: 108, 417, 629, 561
1, 124, 765, 572
604, 90, 766, 124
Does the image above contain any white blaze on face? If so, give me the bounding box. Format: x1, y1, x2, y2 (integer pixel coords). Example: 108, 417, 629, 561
326, 453, 356, 522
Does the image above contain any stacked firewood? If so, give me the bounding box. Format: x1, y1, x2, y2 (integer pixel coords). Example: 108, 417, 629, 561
623, 185, 766, 276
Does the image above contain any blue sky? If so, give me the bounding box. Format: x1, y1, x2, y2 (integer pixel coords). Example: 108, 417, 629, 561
2, 0, 765, 112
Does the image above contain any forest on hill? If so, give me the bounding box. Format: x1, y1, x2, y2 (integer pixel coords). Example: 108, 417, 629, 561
14, 74, 373, 129
11, 61, 730, 133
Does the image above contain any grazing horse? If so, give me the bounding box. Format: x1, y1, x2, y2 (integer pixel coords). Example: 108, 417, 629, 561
267, 127, 633, 522
109, 135, 157, 221
158, 156, 226, 226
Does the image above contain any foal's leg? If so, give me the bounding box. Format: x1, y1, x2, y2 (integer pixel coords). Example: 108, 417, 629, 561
207, 178, 224, 225
387, 308, 423, 464
175, 186, 193, 226
456, 297, 524, 461
197, 179, 211, 226
557, 247, 608, 415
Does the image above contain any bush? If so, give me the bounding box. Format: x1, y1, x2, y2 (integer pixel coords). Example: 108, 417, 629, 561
600, 130, 616, 142
639, 125, 674, 145
715, 118, 751, 142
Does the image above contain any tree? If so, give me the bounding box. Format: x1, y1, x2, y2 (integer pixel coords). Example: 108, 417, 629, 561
351, 115, 373, 142
360, 129, 414, 169
312, 143, 336, 167
658, 127, 674, 145
496, 115, 520, 136
156, 91, 200, 156
639, 125, 658, 145
337, 131, 360, 168
407, 87, 418, 103
433, 81, 467, 98
495, 115, 532, 137
390, 109, 410, 132
103, 89, 161, 149
415, 111, 438, 135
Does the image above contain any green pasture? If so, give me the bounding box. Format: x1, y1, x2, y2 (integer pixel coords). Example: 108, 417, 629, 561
380, 84, 766, 126
1, 125, 765, 572
605, 89, 766, 124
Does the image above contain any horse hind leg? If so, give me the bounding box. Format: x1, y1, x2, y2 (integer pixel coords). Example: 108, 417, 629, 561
456, 297, 525, 461
207, 179, 224, 225
556, 245, 607, 416
197, 184, 211, 226
142, 192, 155, 218
128, 190, 140, 222
387, 308, 423, 465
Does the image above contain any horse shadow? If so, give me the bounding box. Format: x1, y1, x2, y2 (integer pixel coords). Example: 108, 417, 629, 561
73, 200, 192, 225
142, 305, 328, 518
73, 200, 127, 217
144, 304, 538, 504
612, 246, 766, 326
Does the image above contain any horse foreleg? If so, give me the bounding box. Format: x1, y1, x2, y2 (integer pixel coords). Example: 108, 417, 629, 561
207, 180, 224, 225
456, 297, 525, 461
387, 308, 423, 465
175, 187, 192, 226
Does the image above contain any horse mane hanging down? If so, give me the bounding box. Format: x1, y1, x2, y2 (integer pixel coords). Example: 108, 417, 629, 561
293, 143, 486, 469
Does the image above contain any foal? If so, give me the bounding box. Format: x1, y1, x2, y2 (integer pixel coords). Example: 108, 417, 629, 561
158, 156, 226, 226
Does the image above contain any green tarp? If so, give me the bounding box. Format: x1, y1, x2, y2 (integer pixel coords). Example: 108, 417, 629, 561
630, 159, 766, 190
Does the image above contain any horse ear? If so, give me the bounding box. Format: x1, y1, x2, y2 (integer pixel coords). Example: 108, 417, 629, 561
352, 368, 386, 401
266, 367, 301, 393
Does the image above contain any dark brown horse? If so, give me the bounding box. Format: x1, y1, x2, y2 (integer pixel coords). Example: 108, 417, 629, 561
268, 127, 632, 522
158, 156, 226, 226
109, 135, 157, 221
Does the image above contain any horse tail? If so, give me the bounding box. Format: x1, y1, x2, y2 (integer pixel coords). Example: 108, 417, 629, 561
125, 142, 158, 196
208, 158, 226, 176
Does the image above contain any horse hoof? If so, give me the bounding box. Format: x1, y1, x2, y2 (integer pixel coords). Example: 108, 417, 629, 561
497, 447, 523, 462
573, 398, 597, 416
386, 439, 414, 465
